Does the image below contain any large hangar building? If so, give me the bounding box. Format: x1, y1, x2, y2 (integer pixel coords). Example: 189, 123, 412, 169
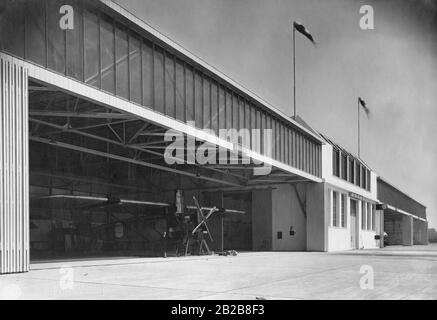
0, 0, 428, 274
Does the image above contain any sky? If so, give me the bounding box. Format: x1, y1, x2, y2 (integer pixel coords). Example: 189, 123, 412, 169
114, 0, 437, 228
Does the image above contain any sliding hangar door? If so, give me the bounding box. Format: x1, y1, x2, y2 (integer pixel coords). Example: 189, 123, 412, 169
0, 0, 322, 273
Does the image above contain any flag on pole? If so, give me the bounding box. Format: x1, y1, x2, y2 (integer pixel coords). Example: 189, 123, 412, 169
358, 97, 370, 117
293, 21, 316, 45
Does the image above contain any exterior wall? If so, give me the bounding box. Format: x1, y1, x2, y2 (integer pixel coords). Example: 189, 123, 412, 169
384, 214, 403, 245
252, 189, 272, 251
402, 215, 414, 246
306, 182, 327, 251
359, 223, 380, 249
322, 144, 379, 251
378, 178, 427, 247
252, 184, 307, 251
378, 179, 426, 219
0, 56, 29, 274
271, 184, 306, 251
413, 219, 428, 245
326, 187, 379, 251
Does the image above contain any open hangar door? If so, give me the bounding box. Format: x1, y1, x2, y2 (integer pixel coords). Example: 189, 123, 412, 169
29, 82, 174, 259
27, 81, 263, 260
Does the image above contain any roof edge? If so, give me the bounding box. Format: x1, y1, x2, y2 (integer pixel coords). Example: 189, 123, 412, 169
377, 176, 427, 209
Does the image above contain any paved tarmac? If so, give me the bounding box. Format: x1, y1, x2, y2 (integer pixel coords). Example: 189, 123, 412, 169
1, 244, 436, 300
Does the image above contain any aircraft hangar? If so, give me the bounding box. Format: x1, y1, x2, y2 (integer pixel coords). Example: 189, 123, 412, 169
0, 0, 325, 273
0, 0, 429, 275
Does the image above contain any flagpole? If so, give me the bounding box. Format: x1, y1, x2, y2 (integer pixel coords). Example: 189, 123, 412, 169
293, 25, 296, 118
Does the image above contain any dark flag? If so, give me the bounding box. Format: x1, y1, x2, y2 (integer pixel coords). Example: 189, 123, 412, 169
293, 21, 316, 45
358, 97, 370, 117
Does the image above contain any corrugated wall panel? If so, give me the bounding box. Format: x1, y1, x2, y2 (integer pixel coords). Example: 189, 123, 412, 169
0, 56, 29, 274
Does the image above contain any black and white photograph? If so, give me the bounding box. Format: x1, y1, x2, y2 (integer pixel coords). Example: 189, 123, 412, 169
0, 0, 436, 305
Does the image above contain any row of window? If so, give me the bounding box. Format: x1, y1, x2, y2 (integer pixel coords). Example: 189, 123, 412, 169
331, 190, 376, 232
333, 147, 371, 191
0, 0, 322, 177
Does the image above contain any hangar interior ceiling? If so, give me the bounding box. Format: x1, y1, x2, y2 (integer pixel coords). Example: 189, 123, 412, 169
28, 80, 308, 260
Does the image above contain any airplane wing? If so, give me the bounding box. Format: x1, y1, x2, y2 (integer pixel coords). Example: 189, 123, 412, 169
32, 195, 171, 209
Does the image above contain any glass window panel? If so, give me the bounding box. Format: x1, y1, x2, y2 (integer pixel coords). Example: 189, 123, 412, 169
290, 130, 294, 166
341, 153, 347, 180
250, 106, 256, 151
211, 82, 218, 135
280, 124, 285, 162
47, 0, 66, 74
299, 134, 303, 169
185, 66, 194, 122
256, 111, 261, 133
194, 72, 203, 128
115, 23, 129, 99
367, 203, 372, 230
245, 102, 251, 133
341, 194, 346, 228
218, 86, 226, 130
142, 39, 153, 109
285, 127, 289, 164
265, 115, 272, 157
332, 191, 338, 227
165, 52, 175, 118
356, 163, 361, 186
203, 77, 210, 129
272, 121, 277, 160
84, 9, 100, 88
232, 95, 239, 130
129, 32, 142, 104
250, 107, 256, 130
25, 0, 46, 66
349, 158, 355, 183
175, 59, 185, 121
64, 0, 83, 80
225, 90, 232, 130
308, 141, 313, 173
100, 15, 115, 94
367, 170, 371, 191
303, 138, 307, 171
255, 110, 261, 152
333, 149, 339, 177
0, 0, 25, 57
361, 201, 366, 230
291, 131, 295, 167
309, 141, 313, 173
259, 111, 264, 153
239, 99, 245, 132
277, 122, 281, 161
154, 46, 165, 113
